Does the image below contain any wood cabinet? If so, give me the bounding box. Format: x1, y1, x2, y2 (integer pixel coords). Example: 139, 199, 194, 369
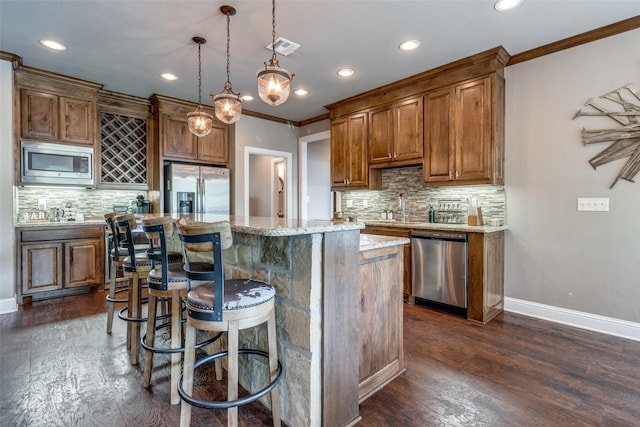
16, 225, 104, 304
16, 67, 100, 146
423, 75, 505, 186
98, 90, 151, 190
369, 96, 423, 168
151, 94, 229, 166
331, 113, 381, 190
361, 226, 412, 302
358, 243, 405, 402
467, 231, 505, 324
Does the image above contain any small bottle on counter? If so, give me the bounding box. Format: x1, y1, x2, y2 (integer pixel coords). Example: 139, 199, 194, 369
381, 209, 388, 220
428, 205, 435, 223
387, 209, 394, 220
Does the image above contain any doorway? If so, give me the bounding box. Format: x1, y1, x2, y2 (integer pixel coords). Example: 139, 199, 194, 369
299, 130, 332, 220
244, 146, 293, 218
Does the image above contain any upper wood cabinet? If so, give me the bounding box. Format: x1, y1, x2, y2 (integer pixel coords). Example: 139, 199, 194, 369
369, 97, 423, 168
331, 113, 380, 190
423, 75, 505, 186
151, 94, 229, 166
16, 67, 101, 146
97, 90, 151, 190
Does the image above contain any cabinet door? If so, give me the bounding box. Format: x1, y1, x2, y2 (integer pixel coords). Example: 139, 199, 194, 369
393, 97, 423, 161
330, 117, 349, 187
347, 113, 368, 187
455, 77, 491, 182
162, 114, 198, 160
20, 89, 59, 140
21, 243, 63, 295
65, 239, 101, 288
197, 124, 228, 165
368, 106, 393, 164
424, 88, 454, 183
59, 96, 95, 145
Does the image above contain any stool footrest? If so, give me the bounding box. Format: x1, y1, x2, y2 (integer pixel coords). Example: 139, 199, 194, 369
178, 349, 282, 410
141, 321, 221, 354
117, 304, 149, 323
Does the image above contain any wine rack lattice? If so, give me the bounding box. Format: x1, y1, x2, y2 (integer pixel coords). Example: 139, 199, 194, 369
101, 112, 147, 185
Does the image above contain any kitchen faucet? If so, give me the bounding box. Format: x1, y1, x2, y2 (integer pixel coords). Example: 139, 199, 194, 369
398, 193, 406, 222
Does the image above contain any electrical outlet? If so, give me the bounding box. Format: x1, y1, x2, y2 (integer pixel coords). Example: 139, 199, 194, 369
346, 199, 353, 208
363, 200, 368, 208
577, 197, 609, 212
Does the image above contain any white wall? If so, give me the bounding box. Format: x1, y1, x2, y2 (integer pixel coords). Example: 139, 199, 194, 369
306, 139, 331, 220
233, 115, 299, 216
0, 59, 17, 313
505, 28, 640, 323
249, 154, 277, 216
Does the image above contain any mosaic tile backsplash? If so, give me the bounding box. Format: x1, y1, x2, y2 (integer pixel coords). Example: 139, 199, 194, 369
339, 166, 506, 224
16, 187, 147, 219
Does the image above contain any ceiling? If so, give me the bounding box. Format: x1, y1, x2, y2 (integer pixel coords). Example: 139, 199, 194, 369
1, 1, 639, 124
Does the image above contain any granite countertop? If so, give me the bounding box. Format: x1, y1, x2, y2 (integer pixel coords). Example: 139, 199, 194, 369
16, 214, 365, 237
363, 220, 508, 234
360, 234, 410, 251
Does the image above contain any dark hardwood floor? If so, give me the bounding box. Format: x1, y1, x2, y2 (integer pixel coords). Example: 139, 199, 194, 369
1, 290, 639, 426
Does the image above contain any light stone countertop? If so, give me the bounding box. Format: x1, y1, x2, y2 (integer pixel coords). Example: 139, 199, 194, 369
16, 214, 365, 237
363, 219, 508, 234
359, 234, 410, 251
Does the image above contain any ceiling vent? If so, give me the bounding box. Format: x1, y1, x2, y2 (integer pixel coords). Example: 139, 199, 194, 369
266, 37, 300, 56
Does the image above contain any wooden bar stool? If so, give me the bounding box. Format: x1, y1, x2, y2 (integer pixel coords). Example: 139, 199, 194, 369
104, 212, 147, 335
140, 216, 191, 405
115, 214, 168, 364
176, 221, 282, 427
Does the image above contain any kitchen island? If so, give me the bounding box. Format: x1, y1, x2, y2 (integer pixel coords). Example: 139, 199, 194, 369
15, 215, 409, 426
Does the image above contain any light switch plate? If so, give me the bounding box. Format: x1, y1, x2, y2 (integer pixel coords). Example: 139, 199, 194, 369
577, 197, 609, 212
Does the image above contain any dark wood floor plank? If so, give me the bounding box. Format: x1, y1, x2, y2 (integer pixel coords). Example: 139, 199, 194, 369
2, 291, 640, 426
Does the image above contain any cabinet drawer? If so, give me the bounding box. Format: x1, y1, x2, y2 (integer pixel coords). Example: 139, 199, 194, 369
19, 226, 104, 242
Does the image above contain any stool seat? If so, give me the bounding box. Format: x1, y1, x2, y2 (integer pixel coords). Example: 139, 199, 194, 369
110, 244, 148, 258
147, 262, 189, 290
187, 279, 275, 312
123, 251, 180, 270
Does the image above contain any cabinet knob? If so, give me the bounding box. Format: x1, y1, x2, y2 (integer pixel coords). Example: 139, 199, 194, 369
388, 152, 392, 159
455, 171, 459, 178
449, 171, 452, 179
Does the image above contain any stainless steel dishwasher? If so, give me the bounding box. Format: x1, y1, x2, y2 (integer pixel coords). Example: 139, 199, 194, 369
411, 230, 468, 315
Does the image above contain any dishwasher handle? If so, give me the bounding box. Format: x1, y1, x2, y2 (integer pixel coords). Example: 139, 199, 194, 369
411, 230, 467, 241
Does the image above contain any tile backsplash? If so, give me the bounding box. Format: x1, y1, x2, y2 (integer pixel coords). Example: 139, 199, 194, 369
16, 187, 147, 219
339, 166, 506, 224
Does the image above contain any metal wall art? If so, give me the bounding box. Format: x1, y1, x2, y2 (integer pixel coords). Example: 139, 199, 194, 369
573, 84, 640, 188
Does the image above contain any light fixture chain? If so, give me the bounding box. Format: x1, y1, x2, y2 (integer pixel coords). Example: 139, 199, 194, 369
197, 41, 202, 104
226, 13, 231, 86
271, 0, 277, 60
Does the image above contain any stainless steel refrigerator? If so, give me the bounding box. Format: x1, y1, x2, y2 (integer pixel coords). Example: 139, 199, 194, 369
164, 163, 230, 215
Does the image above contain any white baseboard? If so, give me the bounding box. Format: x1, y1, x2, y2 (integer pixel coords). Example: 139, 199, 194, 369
0, 297, 17, 314
504, 297, 640, 342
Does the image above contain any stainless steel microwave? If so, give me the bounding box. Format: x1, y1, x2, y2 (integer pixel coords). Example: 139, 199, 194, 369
21, 141, 94, 187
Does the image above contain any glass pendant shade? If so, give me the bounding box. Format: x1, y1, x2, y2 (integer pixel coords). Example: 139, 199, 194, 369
187, 106, 213, 137
187, 36, 213, 137
213, 89, 242, 124
257, 59, 292, 106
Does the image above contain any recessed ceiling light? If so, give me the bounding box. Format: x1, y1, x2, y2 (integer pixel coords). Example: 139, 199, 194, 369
337, 68, 355, 78
494, 0, 522, 11
241, 95, 254, 101
161, 73, 178, 81
294, 89, 308, 96
399, 40, 420, 51
39, 39, 67, 51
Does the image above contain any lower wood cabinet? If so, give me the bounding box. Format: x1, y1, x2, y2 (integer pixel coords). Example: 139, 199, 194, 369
467, 231, 505, 323
17, 225, 104, 304
358, 244, 405, 402
361, 226, 412, 302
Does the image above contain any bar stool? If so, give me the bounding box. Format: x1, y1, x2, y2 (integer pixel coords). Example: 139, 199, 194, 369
104, 212, 147, 335
176, 221, 282, 427
116, 214, 178, 364
140, 216, 191, 405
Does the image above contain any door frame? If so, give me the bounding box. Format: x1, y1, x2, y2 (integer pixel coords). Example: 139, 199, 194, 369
244, 146, 293, 219
298, 130, 331, 219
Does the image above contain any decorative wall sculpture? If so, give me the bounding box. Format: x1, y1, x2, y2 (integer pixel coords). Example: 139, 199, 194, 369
573, 84, 640, 188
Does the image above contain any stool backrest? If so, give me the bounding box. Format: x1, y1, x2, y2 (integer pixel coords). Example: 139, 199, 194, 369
176, 221, 232, 321
115, 213, 140, 271
141, 217, 174, 288
104, 212, 123, 261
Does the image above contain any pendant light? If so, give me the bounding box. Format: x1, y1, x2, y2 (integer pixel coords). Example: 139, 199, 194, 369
212, 5, 242, 124
187, 36, 213, 137
257, 0, 294, 106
